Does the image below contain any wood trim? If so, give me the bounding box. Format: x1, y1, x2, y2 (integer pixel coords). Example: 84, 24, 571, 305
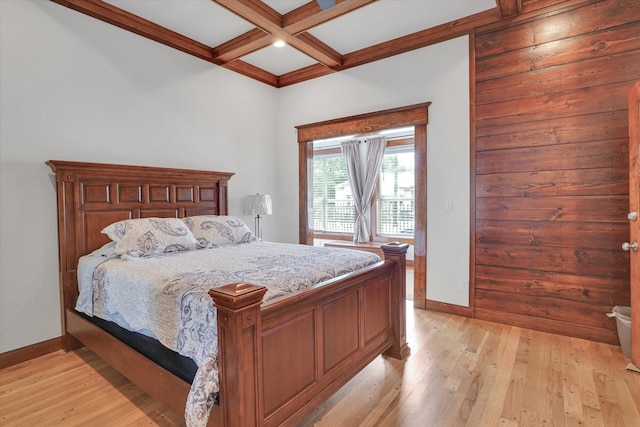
425, 299, 474, 318
0, 337, 62, 369
212, 0, 376, 67
468, 32, 477, 313
340, 9, 499, 70
214, 28, 272, 63
413, 124, 427, 309
278, 63, 339, 87
299, 141, 314, 245
290, 32, 343, 68
495, 0, 523, 17
213, 0, 343, 68
296, 102, 431, 142
222, 59, 279, 88
281, 0, 376, 35
312, 232, 352, 241
629, 81, 640, 366
46, 159, 234, 181
475, 307, 619, 344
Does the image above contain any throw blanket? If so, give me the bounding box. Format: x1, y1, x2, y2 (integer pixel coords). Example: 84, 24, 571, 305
84, 241, 381, 426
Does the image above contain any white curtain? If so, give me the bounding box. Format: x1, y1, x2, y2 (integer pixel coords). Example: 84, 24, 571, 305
341, 136, 387, 243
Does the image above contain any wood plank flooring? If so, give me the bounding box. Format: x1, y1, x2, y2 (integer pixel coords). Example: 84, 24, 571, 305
1, 305, 638, 426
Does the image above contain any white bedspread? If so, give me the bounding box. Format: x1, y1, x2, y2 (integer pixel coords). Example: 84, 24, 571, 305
77, 241, 381, 426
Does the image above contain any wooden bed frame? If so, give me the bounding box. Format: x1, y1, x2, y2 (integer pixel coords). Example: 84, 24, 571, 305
46, 160, 409, 427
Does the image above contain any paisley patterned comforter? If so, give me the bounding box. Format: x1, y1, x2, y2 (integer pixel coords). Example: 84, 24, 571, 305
82, 241, 381, 426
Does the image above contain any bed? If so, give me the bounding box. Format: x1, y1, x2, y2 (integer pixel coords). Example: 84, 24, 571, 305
46, 160, 410, 427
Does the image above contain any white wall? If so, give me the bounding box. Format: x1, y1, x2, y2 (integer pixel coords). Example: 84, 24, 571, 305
0, 0, 279, 353
275, 36, 471, 307
1, 0, 471, 353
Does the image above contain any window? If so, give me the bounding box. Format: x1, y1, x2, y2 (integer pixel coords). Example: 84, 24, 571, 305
312, 152, 353, 234
312, 134, 414, 243
376, 144, 415, 238
296, 102, 429, 307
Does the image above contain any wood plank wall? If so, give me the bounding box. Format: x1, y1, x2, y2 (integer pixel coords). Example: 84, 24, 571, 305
473, 0, 640, 344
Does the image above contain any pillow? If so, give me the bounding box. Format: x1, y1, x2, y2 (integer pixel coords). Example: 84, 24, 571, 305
101, 217, 199, 259
182, 215, 258, 248
101, 220, 128, 242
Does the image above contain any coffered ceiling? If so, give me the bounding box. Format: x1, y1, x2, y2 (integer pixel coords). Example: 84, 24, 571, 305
51, 0, 534, 87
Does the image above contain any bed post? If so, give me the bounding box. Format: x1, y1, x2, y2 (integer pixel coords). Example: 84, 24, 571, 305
47, 161, 84, 352
209, 283, 267, 427
381, 242, 410, 360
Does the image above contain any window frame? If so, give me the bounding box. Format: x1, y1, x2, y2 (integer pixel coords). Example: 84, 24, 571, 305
296, 102, 430, 308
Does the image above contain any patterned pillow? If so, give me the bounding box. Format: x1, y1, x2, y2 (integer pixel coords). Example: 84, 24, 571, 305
182, 215, 258, 248
101, 217, 199, 259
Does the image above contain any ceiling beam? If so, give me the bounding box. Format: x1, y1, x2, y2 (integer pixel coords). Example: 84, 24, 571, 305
212, 0, 282, 32
211, 0, 375, 67
48, 0, 543, 88
222, 60, 279, 87
213, 28, 273, 63
278, 63, 338, 87
282, 0, 377, 36
213, 0, 346, 67
50, 0, 218, 64
342, 9, 500, 69
279, 8, 502, 87
495, 0, 523, 17
288, 32, 343, 69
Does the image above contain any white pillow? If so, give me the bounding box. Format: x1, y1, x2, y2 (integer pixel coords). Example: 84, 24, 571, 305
101, 217, 199, 259
182, 215, 258, 248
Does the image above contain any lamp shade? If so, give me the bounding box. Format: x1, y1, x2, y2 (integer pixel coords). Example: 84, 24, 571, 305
246, 194, 272, 216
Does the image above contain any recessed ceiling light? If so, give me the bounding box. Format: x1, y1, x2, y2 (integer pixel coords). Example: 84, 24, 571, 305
273, 40, 286, 48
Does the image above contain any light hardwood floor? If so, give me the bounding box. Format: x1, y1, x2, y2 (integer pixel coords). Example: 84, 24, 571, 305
1, 304, 638, 426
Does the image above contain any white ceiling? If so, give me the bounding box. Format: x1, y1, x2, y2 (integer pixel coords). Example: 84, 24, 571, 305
104, 0, 496, 77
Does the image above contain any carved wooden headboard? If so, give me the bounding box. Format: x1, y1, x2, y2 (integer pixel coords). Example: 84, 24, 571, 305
46, 160, 234, 348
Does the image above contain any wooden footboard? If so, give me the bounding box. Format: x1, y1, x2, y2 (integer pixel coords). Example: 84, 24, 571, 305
210, 243, 409, 427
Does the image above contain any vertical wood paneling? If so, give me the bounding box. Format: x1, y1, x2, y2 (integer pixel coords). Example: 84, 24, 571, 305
473, 0, 637, 343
